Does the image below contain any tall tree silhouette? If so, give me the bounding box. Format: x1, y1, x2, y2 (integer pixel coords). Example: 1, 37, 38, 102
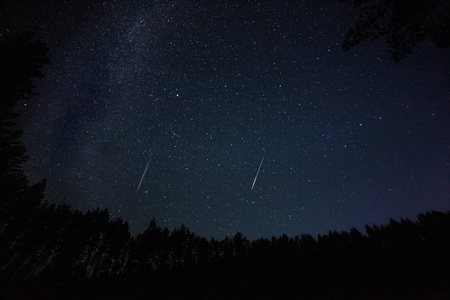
0, 32, 49, 284
341, 0, 450, 61
0, 32, 49, 221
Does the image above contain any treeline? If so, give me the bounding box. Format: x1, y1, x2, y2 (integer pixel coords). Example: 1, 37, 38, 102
1, 204, 450, 299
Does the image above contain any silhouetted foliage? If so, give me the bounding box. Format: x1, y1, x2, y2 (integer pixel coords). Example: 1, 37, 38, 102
341, 0, 450, 61
0, 32, 50, 112
0, 33, 49, 223
0, 33, 50, 293
2, 202, 450, 299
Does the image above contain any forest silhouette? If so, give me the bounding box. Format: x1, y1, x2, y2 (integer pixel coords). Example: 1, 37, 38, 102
1, 12, 450, 300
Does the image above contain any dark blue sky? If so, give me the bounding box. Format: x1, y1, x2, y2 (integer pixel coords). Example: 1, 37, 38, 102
1, 0, 449, 240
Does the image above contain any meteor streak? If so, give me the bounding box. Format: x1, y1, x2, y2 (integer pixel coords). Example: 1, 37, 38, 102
251, 152, 265, 190
136, 158, 151, 193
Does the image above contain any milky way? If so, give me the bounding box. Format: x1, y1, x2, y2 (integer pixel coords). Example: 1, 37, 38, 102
1, 0, 449, 239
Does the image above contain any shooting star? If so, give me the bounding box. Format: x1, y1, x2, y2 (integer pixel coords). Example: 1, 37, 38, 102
171, 130, 180, 138
136, 158, 151, 193
251, 152, 265, 190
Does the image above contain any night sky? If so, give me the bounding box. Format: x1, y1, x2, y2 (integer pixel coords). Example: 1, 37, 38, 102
1, 0, 449, 240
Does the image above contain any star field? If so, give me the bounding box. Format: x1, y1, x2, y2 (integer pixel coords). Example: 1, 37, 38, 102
1, 0, 449, 240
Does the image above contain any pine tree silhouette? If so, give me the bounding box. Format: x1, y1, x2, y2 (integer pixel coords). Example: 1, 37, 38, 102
0, 33, 50, 284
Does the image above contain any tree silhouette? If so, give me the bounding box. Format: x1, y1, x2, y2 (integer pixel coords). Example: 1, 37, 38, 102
2, 206, 450, 299
0, 33, 50, 287
341, 0, 450, 61
0, 32, 49, 220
